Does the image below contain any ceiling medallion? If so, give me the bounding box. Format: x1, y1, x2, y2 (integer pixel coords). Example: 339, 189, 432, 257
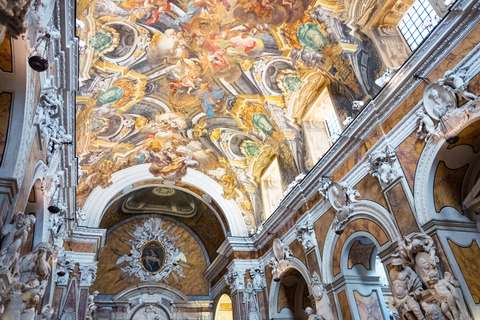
116, 217, 188, 283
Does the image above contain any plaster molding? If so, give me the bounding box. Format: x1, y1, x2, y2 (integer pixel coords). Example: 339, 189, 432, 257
81, 165, 248, 236
322, 201, 401, 284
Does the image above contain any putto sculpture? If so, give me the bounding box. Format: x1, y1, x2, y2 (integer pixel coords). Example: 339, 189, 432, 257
391, 232, 468, 320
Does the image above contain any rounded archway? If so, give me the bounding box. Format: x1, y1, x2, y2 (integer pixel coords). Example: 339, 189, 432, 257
215, 294, 233, 320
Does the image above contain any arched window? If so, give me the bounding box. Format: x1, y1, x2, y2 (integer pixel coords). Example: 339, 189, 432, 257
215, 294, 233, 320
261, 157, 283, 219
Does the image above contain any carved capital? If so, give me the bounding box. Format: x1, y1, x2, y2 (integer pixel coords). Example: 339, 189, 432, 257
224, 269, 245, 291
79, 262, 98, 286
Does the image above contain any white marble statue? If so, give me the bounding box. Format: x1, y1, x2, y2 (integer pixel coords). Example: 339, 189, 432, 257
425, 271, 466, 320
0, 213, 36, 277
86, 291, 99, 320
439, 70, 478, 101
416, 109, 439, 141
305, 307, 325, 320
389, 257, 425, 320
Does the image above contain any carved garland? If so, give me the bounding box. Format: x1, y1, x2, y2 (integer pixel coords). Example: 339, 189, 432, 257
116, 217, 187, 283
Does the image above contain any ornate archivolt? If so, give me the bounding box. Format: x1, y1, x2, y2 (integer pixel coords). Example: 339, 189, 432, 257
322, 200, 401, 284
414, 67, 480, 227
80, 164, 249, 236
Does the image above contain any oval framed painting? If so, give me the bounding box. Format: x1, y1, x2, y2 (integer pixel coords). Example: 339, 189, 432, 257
140, 240, 166, 274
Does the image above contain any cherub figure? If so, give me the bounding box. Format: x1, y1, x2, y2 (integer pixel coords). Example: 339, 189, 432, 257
429, 272, 466, 320
305, 307, 325, 320
440, 70, 478, 101
416, 109, 439, 141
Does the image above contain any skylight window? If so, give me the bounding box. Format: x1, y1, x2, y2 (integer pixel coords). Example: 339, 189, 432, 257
325, 111, 342, 141
398, 0, 439, 50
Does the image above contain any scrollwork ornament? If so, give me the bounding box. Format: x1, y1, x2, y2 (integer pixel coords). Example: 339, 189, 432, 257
115, 217, 188, 283
368, 145, 400, 187
296, 217, 316, 251
310, 272, 323, 300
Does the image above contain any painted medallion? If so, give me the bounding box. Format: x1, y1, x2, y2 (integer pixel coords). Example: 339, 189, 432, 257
140, 240, 166, 274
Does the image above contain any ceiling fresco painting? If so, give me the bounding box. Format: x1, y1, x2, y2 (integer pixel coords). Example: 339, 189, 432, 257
76, 0, 416, 228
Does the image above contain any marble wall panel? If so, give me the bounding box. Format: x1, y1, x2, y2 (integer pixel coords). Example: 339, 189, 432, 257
0, 35, 12, 72
354, 290, 384, 320
433, 161, 468, 214
333, 218, 389, 276
51, 287, 63, 320
365, 125, 385, 150
306, 249, 320, 278
329, 293, 340, 320
396, 131, 425, 192
431, 234, 455, 279
337, 290, 353, 320
0, 92, 12, 166
314, 208, 335, 257
290, 239, 306, 266
77, 288, 88, 320
447, 119, 480, 153
448, 239, 480, 304
63, 241, 96, 253
332, 143, 369, 181
277, 282, 297, 313
354, 174, 389, 210
385, 182, 420, 236
347, 241, 376, 270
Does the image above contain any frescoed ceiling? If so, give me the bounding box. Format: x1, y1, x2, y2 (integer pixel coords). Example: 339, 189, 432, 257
75, 0, 421, 229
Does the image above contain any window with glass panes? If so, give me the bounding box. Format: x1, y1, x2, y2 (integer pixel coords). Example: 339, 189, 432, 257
325, 112, 342, 138
398, 0, 439, 50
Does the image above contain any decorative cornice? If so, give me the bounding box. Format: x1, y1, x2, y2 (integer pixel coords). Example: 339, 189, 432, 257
0, 178, 19, 204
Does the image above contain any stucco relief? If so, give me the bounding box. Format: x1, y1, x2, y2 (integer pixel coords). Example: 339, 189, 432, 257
115, 217, 188, 283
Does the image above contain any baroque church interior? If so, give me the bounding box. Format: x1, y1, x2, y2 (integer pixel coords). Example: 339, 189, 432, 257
1, 0, 480, 317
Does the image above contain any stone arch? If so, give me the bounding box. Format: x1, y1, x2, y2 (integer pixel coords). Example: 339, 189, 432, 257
414, 108, 480, 226
268, 257, 313, 320
214, 293, 234, 320
322, 200, 401, 284
81, 164, 248, 236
